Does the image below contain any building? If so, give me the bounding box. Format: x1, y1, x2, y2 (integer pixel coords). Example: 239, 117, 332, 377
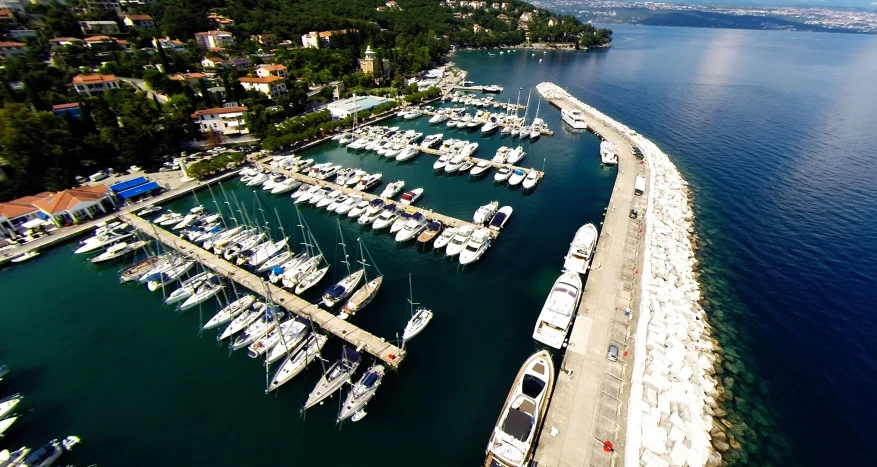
32, 186, 115, 227
250, 33, 276, 45
153, 37, 187, 53
301, 29, 355, 49
326, 95, 391, 120
85, 0, 121, 13
238, 76, 286, 99
72, 74, 119, 96
194, 30, 234, 50
191, 106, 249, 136
548, 17, 558, 27
0, 194, 47, 235
358, 45, 389, 78
123, 15, 155, 29
108, 176, 161, 202
226, 57, 251, 68
168, 72, 206, 86
256, 64, 287, 79
201, 56, 226, 68
385, 1, 399, 8
83, 35, 129, 50
79, 20, 120, 36
473, 23, 484, 34
0, 1, 23, 13
49, 37, 84, 48
0, 41, 25, 60
207, 12, 234, 28
8, 29, 37, 40
52, 103, 82, 119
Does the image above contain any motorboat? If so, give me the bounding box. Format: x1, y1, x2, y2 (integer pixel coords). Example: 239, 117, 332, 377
293, 265, 330, 295
23, 436, 80, 467
506, 146, 526, 164
73, 229, 135, 254
361, 199, 385, 218
462, 142, 479, 157
289, 183, 313, 201
0, 418, 13, 437
321, 269, 365, 307
563, 223, 599, 275
402, 307, 433, 341
417, 221, 442, 244
304, 347, 362, 410
561, 108, 588, 130
264, 318, 311, 365
494, 165, 513, 183
90, 240, 149, 264
428, 112, 448, 124
473, 201, 499, 225
394, 213, 428, 242
396, 147, 419, 161
245, 172, 268, 186
489, 206, 513, 232
271, 178, 301, 194
380, 180, 405, 199
317, 190, 342, 208
164, 271, 212, 305
230, 307, 286, 351
155, 211, 183, 226
532, 272, 583, 349
390, 210, 414, 233
470, 160, 491, 177
483, 350, 555, 467
481, 117, 500, 135
327, 194, 350, 212
337, 364, 385, 422
261, 173, 285, 191
10, 251, 39, 263
266, 333, 328, 392
456, 114, 472, 129
522, 170, 540, 190
219, 302, 269, 340
384, 144, 403, 158
354, 173, 382, 191
482, 85, 503, 93
446, 118, 459, 128
421, 134, 443, 147
444, 154, 466, 173
0, 446, 29, 465
372, 206, 400, 230
136, 205, 161, 216
433, 154, 451, 170
294, 185, 322, 204
308, 187, 333, 205
508, 169, 526, 186
202, 294, 256, 330
492, 147, 510, 164
339, 276, 383, 319
433, 227, 457, 249
459, 161, 475, 173
0, 394, 22, 419
459, 228, 492, 265
347, 199, 371, 218
600, 140, 618, 165
177, 276, 224, 311
400, 188, 424, 205
445, 225, 474, 257
336, 196, 362, 215
345, 170, 368, 187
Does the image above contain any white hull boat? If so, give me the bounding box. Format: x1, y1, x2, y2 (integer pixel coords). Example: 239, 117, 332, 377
203, 295, 256, 330
532, 272, 582, 349
402, 307, 433, 341
562, 223, 598, 275
303, 347, 362, 410
459, 228, 492, 265
337, 364, 385, 422
266, 333, 328, 392
321, 269, 365, 307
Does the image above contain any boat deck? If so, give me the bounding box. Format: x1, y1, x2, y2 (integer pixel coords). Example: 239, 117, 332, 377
120, 213, 406, 369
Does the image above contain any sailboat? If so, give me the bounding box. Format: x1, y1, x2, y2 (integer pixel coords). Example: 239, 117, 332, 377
338, 239, 383, 320
303, 346, 362, 410
266, 333, 328, 392
337, 363, 386, 422
292, 222, 330, 295
402, 273, 433, 341
321, 224, 364, 308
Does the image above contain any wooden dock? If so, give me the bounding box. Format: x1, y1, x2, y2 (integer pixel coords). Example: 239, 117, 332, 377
121, 213, 406, 369
255, 162, 482, 231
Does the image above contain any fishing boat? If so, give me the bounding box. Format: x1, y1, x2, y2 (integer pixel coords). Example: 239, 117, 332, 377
0, 394, 22, 419
230, 308, 286, 350
563, 223, 599, 275
9, 251, 39, 263
339, 276, 383, 320
489, 206, 513, 232
264, 321, 311, 365
321, 269, 365, 307
164, 272, 212, 305
417, 221, 442, 244
460, 228, 492, 265
399, 188, 424, 205
445, 225, 474, 257
202, 294, 256, 330
494, 165, 513, 183
532, 272, 582, 349
177, 276, 224, 311
508, 169, 526, 186
266, 333, 328, 393
303, 347, 362, 410
380, 181, 405, 199
473, 201, 499, 225
135, 205, 161, 216
337, 364, 385, 422
22, 436, 80, 467
483, 350, 555, 467
395, 213, 428, 242
90, 240, 148, 264
433, 227, 457, 250
522, 170, 540, 190
470, 160, 491, 177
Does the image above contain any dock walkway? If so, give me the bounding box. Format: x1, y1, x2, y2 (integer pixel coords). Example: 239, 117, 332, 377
532, 84, 648, 467
121, 213, 406, 369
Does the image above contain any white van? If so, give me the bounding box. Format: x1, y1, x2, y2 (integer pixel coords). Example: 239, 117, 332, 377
634, 176, 646, 196
88, 171, 108, 182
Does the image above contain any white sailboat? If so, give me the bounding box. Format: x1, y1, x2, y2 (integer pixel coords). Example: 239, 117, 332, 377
202, 294, 256, 330
303, 346, 362, 410
337, 364, 385, 422
402, 274, 433, 342
266, 333, 328, 393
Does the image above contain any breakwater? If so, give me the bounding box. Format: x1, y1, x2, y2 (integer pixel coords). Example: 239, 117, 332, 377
536, 82, 727, 467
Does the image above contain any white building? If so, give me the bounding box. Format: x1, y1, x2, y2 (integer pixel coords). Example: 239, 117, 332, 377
194, 30, 235, 50
0, 41, 26, 60
238, 76, 287, 99
79, 20, 120, 35
123, 14, 155, 29
326, 95, 392, 119
191, 106, 249, 135
72, 74, 120, 96
153, 37, 187, 53
256, 64, 287, 79
201, 56, 226, 68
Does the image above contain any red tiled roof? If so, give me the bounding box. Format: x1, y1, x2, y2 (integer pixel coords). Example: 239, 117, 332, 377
195, 30, 231, 36
259, 64, 286, 71
0, 10, 14, 20
52, 103, 80, 110
72, 74, 116, 84
49, 37, 83, 43
84, 35, 115, 43
239, 76, 282, 84
31, 186, 110, 215
191, 106, 248, 117
125, 14, 153, 21
0, 41, 25, 48
204, 56, 225, 63
169, 72, 206, 81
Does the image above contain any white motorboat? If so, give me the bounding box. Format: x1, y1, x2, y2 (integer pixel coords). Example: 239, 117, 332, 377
433, 227, 457, 249
177, 276, 224, 311
266, 333, 328, 393
0, 394, 22, 419
246, 172, 268, 186
396, 147, 419, 161
522, 170, 540, 190
293, 265, 330, 295
164, 272, 212, 305
494, 165, 513, 183
563, 223, 599, 275
136, 205, 161, 216
73, 230, 135, 254
380, 180, 405, 199
10, 251, 39, 263
444, 154, 466, 173
462, 142, 479, 157
230, 307, 286, 351
354, 173, 382, 191
390, 210, 414, 233
470, 160, 491, 177
22, 436, 80, 467
446, 118, 459, 128
459, 228, 492, 265
483, 350, 555, 467
493, 146, 511, 163
219, 302, 269, 340
304, 347, 362, 410
561, 108, 588, 130
508, 169, 526, 186
271, 178, 301, 194
394, 213, 427, 242
473, 201, 499, 225
327, 194, 349, 212
372, 206, 400, 230
264, 318, 311, 365
289, 183, 313, 201
445, 225, 474, 257
337, 364, 385, 422
433, 154, 451, 170
506, 146, 526, 164
317, 190, 342, 209
421, 134, 443, 147
600, 140, 618, 165
90, 240, 148, 264
532, 272, 583, 349
481, 118, 500, 135
428, 112, 448, 124
345, 170, 368, 187
308, 187, 333, 205
261, 173, 285, 191
202, 294, 256, 330
321, 269, 365, 307
399, 188, 424, 205
156, 211, 183, 226
294, 185, 322, 204
0, 416, 17, 436
347, 199, 371, 218
489, 206, 513, 232
336, 196, 362, 215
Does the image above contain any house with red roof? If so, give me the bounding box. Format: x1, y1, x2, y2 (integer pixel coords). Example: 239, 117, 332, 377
191, 106, 249, 135
72, 74, 119, 95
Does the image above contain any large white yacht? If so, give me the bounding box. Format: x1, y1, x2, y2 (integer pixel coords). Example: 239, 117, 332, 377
561, 108, 587, 130
562, 223, 599, 275
483, 350, 555, 467
600, 140, 618, 165
531, 272, 582, 349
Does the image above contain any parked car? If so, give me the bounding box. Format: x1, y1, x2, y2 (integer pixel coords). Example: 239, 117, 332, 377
607, 344, 619, 362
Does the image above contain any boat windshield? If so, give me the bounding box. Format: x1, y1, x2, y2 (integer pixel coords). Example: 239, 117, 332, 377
522, 375, 546, 399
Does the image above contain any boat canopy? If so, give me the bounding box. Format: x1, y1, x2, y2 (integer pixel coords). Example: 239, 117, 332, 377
325, 284, 348, 299
411, 212, 425, 221
270, 266, 284, 275
362, 371, 380, 388
342, 347, 362, 363
426, 221, 440, 231
369, 199, 384, 207
489, 213, 507, 227
502, 407, 535, 442
117, 181, 161, 199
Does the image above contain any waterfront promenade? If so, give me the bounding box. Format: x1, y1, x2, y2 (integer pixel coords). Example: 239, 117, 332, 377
533, 85, 648, 467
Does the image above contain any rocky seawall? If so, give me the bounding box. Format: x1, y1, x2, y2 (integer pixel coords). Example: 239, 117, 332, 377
536, 82, 728, 467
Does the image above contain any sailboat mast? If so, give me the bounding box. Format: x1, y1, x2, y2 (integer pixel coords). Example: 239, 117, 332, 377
522, 90, 532, 125
274, 207, 292, 253
336, 219, 352, 275
207, 185, 227, 229
515, 87, 522, 117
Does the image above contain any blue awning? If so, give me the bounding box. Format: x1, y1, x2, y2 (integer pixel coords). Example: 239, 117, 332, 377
109, 177, 148, 193
117, 182, 161, 199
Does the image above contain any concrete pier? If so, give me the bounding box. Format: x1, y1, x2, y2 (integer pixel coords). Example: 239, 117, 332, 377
531, 83, 648, 467
121, 213, 406, 369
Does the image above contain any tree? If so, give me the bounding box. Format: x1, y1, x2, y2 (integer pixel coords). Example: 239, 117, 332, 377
0, 103, 77, 194
197, 79, 213, 107
155, 42, 172, 73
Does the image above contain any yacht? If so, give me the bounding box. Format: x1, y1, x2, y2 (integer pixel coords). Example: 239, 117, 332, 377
247, 316, 305, 358
372, 206, 400, 230
136, 205, 161, 216
494, 165, 513, 183
340, 276, 383, 319
202, 294, 256, 330
23, 436, 80, 467
317, 190, 342, 208
444, 154, 466, 173
395, 214, 428, 242
445, 225, 474, 257
359, 202, 393, 225
433, 154, 451, 170
73, 229, 134, 254
164, 271, 212, 305
264, 319, 312, 365
506, 146, 526, 164
508, 169, 526, 187
380, 180, 405, 199
146, 261, 195, 291
304, 347, 362, 410
219, 302, 269, 340
396, 147, 419, 161
421, 134, 443, 148
289, 183, 313, 201
483, 350, 555, 467
489, 206, 513, 232
90, 240, 148, 263
347, 199, 371, 218
470, 160, 491, 177
417, 221, 442, 244
481, 117, 500, 135
322, 269, 365, 307
402, 306, 433, 341
428, 111, 448, 124
473, 201, 499, 225
266, 333, 328, 392
522, 170, 540, 190
399, 188, 424, 205
561, 108, 588, 130
337, 364, 386, 422
355, 173, 382, 191
308, 187, 333, 205
433, 227, 457, 250
459, 228, 492, 265
294, 185, 322, 204
336, 196, 362, 215
246, 172, 268, 186
492, 146, 510, 163
390, 210, 414, 233
0, 394, 22, 419
532, 272, 583, 349
294, 265, 330, 295
563, 223, 599, 275
600, 140, 618, 165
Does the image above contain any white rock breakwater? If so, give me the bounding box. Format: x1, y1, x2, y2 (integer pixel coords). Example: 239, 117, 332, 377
536, 83, 726, 467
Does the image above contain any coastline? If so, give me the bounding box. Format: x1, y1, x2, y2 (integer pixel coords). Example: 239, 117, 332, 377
536, 83, 727, 466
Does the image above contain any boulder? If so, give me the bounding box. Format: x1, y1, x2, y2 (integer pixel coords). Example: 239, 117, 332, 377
670, 441, 689, 466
